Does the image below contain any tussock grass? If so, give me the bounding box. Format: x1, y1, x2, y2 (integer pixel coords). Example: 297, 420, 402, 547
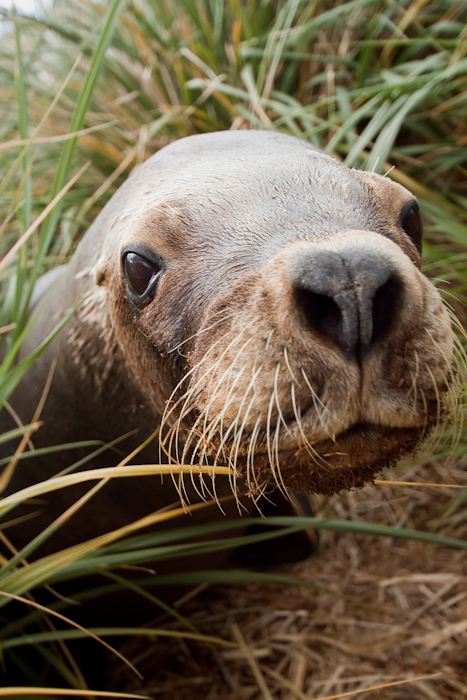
0, 0, 466, 693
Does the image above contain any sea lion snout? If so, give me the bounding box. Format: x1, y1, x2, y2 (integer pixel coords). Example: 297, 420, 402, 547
288, 234, 412, 355
181, 213, 452, 496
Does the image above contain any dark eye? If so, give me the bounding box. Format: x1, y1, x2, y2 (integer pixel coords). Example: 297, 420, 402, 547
123, 251, 162, 303
400, 200, 423, 252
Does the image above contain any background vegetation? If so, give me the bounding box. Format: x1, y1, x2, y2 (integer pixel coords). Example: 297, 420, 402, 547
0, 0, 466, 695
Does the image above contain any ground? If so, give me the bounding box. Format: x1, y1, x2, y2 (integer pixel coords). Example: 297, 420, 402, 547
107, 455, 467, 699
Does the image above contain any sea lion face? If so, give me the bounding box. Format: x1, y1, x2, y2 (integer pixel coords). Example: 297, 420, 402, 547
96, 131, 454, 498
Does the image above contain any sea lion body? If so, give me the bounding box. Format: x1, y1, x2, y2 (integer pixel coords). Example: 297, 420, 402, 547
0, 131, 454, 557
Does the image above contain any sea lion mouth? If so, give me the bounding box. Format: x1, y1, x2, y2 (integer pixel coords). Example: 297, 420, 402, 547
225, 420, 426, 497
160, 377, 446, 499
226, 415, 430, 460
171, 413, 427, 498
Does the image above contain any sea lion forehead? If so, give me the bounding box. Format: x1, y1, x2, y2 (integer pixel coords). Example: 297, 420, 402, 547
150, 130, 347, 189
111, 131, 418, 267
156, 129, 330, 162
133, 131, 388, 233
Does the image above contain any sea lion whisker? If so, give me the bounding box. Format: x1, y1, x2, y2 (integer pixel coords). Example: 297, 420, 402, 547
424, 318, 463, 373
198, 361, 252, 467
290, 382, 326, 465
161, 385, 200, 465
225, 360, 262, 438
208, 364, 262, 486
448, 313, 467, 348
163, 457, 190, 512
160, 382, 198, 435
161, 330, 249, 463
442, 294, 467, 331
224, 361, 264, 476
291, 378, 335, 471
187, 410, 222, 471
193, 332, 258, 457
430, 322, 467, 399
174, 448, 194, 511
197, 414, 223, 473
451, 339, 467, 425
160, 383, 204, 464
273, 400, 288, 498
170, 384, 211, 445
422, 327, 465, 455
207, 462, 225, 514
418, 385, 430, 452
209, 372, 261, 480
444, 347, 466, 456
427, 362, 442, 428
207, 359, 253, 458
180, 409, 209, 468
425, 328, 459, 391
300, 367, 335, 430
190, 370, 249, 473
444, 307, 467, 422
406, 357, 430, 457
188, 461, 209, 504
210, 372, 257, 469
266, 389, 282, 494
424, 361, 450, 455
160, 399, 198, 469
219, 423, 245, 515
273, 363, 294, 441
190, 350, 250, 472
408, 350, 420, 412
160, 337, 224, 436
452, 332, 467, 377
227, 394, 256, 494
184, 411, 218, 501
246, 415, 262, 494
161, 386, 204, 462
160, 370, 198, 426
191, 325, 252, 397
192, 445, 226, 514
252, 479, 272, 512
272, 363, 289, 497
211, 415, 240, 471
283, 346, 299, 385
423, 325, 464, 423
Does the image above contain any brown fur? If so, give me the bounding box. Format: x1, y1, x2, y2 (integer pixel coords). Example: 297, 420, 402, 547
0, 130, 456, 553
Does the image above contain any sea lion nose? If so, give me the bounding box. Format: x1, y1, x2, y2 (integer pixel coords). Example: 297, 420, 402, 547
292, 247, 404, 354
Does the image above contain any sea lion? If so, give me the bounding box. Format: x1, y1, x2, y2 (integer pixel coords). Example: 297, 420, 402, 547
0, 130, 455, 560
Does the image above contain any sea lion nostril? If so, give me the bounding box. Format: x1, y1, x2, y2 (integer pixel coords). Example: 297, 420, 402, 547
371, 273, 404, 347
294, 287, 344, 348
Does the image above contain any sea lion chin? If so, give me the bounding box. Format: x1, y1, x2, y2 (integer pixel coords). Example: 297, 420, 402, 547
0, 130, 456, 551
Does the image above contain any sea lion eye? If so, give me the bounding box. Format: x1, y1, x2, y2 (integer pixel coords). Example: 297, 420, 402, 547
400, 200, 423, 252
123, 251, 162, 303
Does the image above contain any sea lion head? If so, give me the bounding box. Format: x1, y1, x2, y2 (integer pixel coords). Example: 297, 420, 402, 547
90, 131, 455, 500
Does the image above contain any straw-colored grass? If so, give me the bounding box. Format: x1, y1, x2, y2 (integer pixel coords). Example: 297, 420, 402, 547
106, 458, 467, 699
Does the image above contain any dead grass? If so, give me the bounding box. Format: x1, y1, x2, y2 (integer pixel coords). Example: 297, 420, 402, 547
106, 456, 467, 699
